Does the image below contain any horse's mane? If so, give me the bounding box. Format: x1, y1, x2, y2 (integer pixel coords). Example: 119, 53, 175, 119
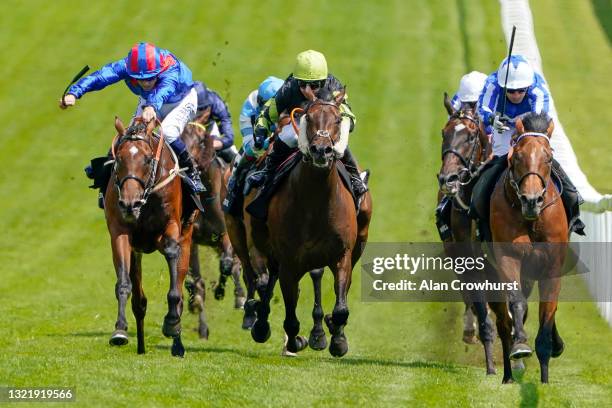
521, 112, 551, 133
316, 86, 336, 102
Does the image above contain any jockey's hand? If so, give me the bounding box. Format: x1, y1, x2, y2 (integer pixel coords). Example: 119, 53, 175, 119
213, 139, 223, 150
59, 94, 76, 109
142, 106, 157, 123
253, 127, 267, 150
493, 115, 510, 133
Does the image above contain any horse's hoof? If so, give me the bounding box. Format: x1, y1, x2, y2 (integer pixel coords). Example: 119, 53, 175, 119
214, 284, 226, 300
162, 318, 181, 338
486, 368, 496, 375
234, 296, 246, 310
286, 335, 308, 353
502, 377, 515, 384
171, 337, 185, 358
329, 334, 348, 357
251, 320, 271, 343
462, 330, 478, 345
510, 343, 533, 360
552, 340, 565, 358
512, 359, 525, 371
242, 313, 256, 330
199, 324, 210, 340
308, 330, 328, 351
109, 330, 129, 346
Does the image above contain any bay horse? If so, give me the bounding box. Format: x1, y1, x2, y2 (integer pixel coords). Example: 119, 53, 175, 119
248, 87, 373, 357
180, 107, 246, 339
105, 116, 198, 357
224, 117, 329, 352
438, 93, 496, 374
489, 112, 567, 383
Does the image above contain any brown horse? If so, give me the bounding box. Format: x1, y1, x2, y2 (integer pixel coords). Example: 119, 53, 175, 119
180, 108, 245, 339
438, 93, 496, 374
248, 88, 373, 357
224, 118, 328, 352
489, 112, 567, 383
105, 117, 197, 357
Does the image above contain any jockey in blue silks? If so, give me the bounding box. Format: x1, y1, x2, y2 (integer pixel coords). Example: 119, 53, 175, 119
470, 55, 584, 240
60, 42, 205, 208
222, 76, 284, 216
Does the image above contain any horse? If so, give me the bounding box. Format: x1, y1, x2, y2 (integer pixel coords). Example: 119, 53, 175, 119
488, 112, 567, 383
247, 87, 373, 357
104, 117, 198, 357
438, 93, 497, 374
224, 117, 329, 352
180, 107, 246, 339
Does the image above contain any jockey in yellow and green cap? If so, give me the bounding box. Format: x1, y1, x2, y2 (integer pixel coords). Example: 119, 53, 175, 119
239, 50, 367, 220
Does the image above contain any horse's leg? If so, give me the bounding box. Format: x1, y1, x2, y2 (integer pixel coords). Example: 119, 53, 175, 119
187, 244, 208, 339
462, 302, 478, 344
473, 300, 496, 375
161, 221, 187, 357
110, 232, 132, 346
308, 268, 327, 351
241, 262, 258, 330
489, 300, 514, 383
325, 251, 352, 357
231, 255, 246, 309
280, 267, 308, 354
129, 252, 147, 354
508, 287, 532, 360
536, 277, 561, 383
214, 236, 233, 301
250, 256, 278, 343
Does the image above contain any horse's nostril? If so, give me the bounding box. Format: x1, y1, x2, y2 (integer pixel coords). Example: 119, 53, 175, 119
309, 145, 318, 154
519, 195, 528, 203
133, 200, 145, 209
118, 200, 128, 209
324, 146, 333, 154
537, 196, 544, 205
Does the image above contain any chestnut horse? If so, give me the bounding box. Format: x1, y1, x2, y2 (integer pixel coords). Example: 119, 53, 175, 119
105, 117, 197, 357
438, 93, 496, 374
224, 118, 329, 352
180, 108, 245, 339
489, 112, 567, 383
248, 88, 372, 357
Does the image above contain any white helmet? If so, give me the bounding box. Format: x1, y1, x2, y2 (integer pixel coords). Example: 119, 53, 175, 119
457, 71, 488, 102
497, 55, 534, 89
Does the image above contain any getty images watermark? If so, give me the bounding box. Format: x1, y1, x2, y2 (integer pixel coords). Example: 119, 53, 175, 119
361, 242, 609, 302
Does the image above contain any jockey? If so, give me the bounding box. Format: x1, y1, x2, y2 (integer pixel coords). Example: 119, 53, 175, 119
222, 76, 284, 215
451, 71, 488, 111
193, 81, 238, 163
243, 50, 367, 220
470, 55, 585, 239
60, 42, 205, 208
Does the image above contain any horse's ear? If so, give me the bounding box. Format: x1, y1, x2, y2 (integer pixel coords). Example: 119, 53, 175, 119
302, 85, 317, 101
546, 117, 555, 137
515, 117, 525, 135
443, 92, 455, 116
115, 116, 126, 135
196, 106, 211, 125
335, 87, 346, 106
145, 119, 156, 137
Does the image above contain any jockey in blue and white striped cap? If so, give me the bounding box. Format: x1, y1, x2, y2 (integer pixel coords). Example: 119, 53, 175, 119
478, 55, 550, 156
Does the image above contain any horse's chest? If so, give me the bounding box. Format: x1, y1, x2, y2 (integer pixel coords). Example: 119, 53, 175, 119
129, 215, 169, 253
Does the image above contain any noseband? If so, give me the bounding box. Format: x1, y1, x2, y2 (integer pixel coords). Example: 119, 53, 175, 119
508, 132, 552, 198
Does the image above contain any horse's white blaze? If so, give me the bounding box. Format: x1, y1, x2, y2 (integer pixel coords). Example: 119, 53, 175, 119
129, 146, 139, 157
454, 123, 466, 134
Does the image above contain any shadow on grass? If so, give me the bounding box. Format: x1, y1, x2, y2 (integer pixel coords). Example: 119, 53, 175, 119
514, 368, 539, 408
328, 357, 464, 373
45, 331, 110, 337
591, 0, 612, 44
152, 345, 261, 359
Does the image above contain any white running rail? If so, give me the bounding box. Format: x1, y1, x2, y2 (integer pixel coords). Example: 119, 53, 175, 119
499, 0, 612, 325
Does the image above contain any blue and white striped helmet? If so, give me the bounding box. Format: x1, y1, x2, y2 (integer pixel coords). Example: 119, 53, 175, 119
257, 76, 284, 105
497, 55, 535, 89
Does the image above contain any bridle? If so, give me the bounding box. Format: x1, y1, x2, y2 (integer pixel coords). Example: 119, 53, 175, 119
440, 110, 482, 186
290, 98, 345, 160
112, 120, 177, 207
507, 131, 555, 204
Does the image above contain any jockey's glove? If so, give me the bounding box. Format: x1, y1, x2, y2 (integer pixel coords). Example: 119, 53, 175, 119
253, 127, 268, 150
493, 115, 510, 133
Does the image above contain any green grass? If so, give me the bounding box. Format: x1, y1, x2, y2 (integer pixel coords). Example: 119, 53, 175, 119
0, 0, 611, 406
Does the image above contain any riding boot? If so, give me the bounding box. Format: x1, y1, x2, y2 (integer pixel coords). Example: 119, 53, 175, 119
171, 139, 206, 194
218, 145, 238, 164
552, 160, 586, 236
245, 140, 293, 220
341, 148, 369, 197
85, 149, 113, 209
222, 156, 251, 216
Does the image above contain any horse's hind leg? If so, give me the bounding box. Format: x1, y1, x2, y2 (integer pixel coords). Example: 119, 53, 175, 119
214, 238, 233, 301
129, 252, 147, 354
186, 244, 208, 339
279, 267, 308, 354
473, 300, 496, 375
326, 252, 352, 357
308, 268, 327, 351
462, 303, 478, 344
489, 301, 514, 383
231, 255, 246, 309
110, 233, 132, 347
250, 255, 277, 343
536, 278, 561, 383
